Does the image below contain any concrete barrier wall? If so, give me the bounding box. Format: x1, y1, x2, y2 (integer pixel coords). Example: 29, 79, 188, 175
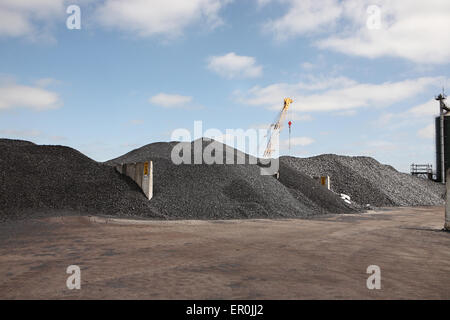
115, 161, 153, 200
314, 176, 331, 190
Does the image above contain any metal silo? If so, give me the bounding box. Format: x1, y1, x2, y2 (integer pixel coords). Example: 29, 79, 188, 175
436, 92, 450, 183
435, 114, 450, 182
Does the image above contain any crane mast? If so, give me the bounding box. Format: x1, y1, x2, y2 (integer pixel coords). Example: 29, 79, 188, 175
263, 98, 293, 158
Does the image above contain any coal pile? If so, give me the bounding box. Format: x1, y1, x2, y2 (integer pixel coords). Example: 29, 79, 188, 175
1, 138, 357, 222
105, 138, 357, 219
0, 139, 163, 222
278, 160, 361, 213
281, 154, 445, 207
0, 138, 36, 147
2, 137, 443, 222
108, 139, 258, 165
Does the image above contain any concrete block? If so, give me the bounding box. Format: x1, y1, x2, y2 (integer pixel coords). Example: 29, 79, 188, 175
314, 176, 331, 190
115, 161, 153, 200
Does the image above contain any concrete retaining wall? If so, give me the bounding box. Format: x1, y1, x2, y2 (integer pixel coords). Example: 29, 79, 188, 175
314, 176, 331, 190
115, 161, 153, 200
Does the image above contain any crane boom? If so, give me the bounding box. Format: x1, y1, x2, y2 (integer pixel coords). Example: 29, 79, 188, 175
263, 98, 293, 158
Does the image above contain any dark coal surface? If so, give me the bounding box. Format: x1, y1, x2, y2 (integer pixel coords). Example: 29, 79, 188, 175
278, 159, 361, 213
281, 154, 445, 207
0, 139, 36, 147
106, 139, 357, 219
0, 140, 163, 222
1, 138, 356, 222
2, 137, 442, 222
109, 139, 258, 165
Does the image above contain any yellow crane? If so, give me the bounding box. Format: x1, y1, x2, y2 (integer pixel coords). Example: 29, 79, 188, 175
263, 98, 293, 158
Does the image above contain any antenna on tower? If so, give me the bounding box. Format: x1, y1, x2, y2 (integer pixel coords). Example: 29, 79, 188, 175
436, 90, 449, 184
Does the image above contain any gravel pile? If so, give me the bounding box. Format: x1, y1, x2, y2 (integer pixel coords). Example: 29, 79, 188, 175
281, 154, 445, 207
0, 138, 36, 147
0, 140, 163, 222
106, 138, 357, 219
1, 139, 356, 221
278, 159, 361, 213
108, 139, 257, 165
9, 137, 441, 221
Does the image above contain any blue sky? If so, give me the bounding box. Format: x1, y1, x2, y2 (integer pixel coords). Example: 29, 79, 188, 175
0, 0, 449, 172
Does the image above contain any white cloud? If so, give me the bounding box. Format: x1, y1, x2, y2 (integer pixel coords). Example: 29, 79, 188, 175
237, 76, 441, 113
372, 97, 443, 129
318, 0, 450, 64
297, 76, 358, 91
262, 0, 342, 40
257, 0, 272, 7
334, 110, 357, 117
418, 124, 435, 139
0, 0, 65, 40
263, 0, 450, 64
373, 112, 396, 126
0, 81, 62, 111
251, 116, 313, 131
97, 0, 230, 38
291, 114, 313, 121
34, 77, 61, 87
280, 136, 315, 151
0, 0, 229, 40
250, 123, 271, 130
409, 99, 439, 117
290, 136, 314, 146
207, 52, 263, 79
149, 93, 193, 108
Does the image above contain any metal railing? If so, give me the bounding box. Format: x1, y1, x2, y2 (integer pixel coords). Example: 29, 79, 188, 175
410, 164, 433, 180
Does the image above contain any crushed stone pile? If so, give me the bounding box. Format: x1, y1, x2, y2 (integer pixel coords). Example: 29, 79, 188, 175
278, 159, 361, 213
0, 139, 163, 222
6, 137, 441, 222
1, 138, 356, 222
105, 138, 357, 219
0, 139, 36, 147
281, 154, 445, 207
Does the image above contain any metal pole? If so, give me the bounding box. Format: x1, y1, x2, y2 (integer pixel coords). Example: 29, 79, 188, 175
289, 125, 291, 154
441, 101, 445, 183
446, 167, 450, 230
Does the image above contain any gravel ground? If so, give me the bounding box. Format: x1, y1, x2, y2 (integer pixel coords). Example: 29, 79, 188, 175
2, 207, 449, 299
281, 154, 445, 207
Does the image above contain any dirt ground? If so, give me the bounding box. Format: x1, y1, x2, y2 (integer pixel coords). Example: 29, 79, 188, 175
1, 206, 449, 299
